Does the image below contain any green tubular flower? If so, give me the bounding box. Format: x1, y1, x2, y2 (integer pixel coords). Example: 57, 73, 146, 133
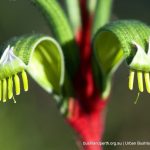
0, 34, 64, 102
34, 0, 79, 78
93, 20, 150, 98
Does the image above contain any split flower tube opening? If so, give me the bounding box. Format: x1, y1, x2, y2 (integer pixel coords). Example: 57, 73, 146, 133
0, 35, 64, 103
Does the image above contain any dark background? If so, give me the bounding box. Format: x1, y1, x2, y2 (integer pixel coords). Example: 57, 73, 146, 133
0, 0, 150, 150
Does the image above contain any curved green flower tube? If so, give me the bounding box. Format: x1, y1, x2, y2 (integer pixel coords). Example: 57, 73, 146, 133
93, 20, 150, 98
0, 35, 64, 102
34, 0, 80, 77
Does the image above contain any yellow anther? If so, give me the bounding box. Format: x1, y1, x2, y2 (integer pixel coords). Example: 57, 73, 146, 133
22, 70, 28, 91
129, 70, 135, 90
0, 80, 2, 101
2, 78, 7, 102
8, 77, 13, 99
14, 74, 20, 95
144, 72, 150, 93
137, 71, 144, 92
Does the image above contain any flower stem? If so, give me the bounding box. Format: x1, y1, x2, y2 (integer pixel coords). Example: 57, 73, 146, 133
67, 1, 109, 150
92, 0, 113, 36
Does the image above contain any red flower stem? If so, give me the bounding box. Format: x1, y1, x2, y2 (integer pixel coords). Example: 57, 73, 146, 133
67, 1, 108, 150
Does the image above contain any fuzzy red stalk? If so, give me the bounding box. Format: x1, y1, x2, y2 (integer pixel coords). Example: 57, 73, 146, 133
67, 0, 108, 150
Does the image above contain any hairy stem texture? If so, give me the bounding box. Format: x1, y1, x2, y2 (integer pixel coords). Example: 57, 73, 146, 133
67, 1, 108, 149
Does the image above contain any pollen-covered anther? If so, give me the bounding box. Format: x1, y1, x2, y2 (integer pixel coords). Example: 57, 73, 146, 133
128, 70, 145, 92
129, 70, 135, 90
22, 70, 28, 92
0, 80, 2, 101
144, 72, 150, 93
14, 74, 20, 95
137, 71, 144, 92
2, 78, 7, 102
128, 70, 150, 93
8, 77, 13, 99
0, 70, 29, 103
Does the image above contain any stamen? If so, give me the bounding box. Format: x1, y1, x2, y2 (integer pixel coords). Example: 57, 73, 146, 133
137, 71, 144, 92
0, 80, 2, 101
14, 74, 20, 95
22, 70, 28, 91
144, 72, 150, 93
2, 78, 7, 102
129, 70, 134, 90
8, 77, 13, 99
